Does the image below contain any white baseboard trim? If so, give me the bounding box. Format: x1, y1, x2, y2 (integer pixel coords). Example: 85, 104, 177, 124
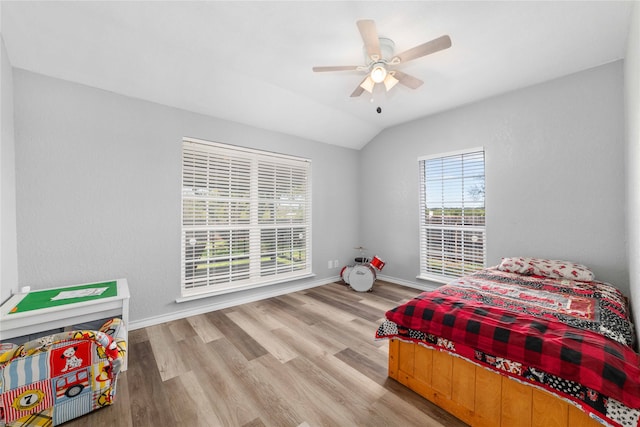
129, 275, 341, 331
376, 274, 440, 292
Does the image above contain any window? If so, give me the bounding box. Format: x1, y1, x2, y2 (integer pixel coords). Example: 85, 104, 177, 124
418, 148, 485, 282
181, 138, 311, 299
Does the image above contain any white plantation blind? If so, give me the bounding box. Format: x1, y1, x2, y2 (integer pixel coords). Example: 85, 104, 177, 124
181, 138, 311, 298
418, 148, 485, 282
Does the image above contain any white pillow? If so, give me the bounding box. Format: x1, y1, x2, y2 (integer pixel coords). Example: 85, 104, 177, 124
497, 257, 595, 282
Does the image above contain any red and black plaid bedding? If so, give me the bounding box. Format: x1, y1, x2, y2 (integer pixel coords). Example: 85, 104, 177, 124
376, 267, 640, 426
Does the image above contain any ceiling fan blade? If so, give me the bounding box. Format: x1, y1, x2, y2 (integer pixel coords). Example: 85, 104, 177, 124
393, 70, 424, 90
357, 19, 381, 61
350, 77, 369, 97
312, 65, 360, 72
350, 86, 365, 98
393, 35, 452, 64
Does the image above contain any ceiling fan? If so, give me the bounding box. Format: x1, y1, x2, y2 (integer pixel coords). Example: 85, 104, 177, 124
312, 20, 452, 97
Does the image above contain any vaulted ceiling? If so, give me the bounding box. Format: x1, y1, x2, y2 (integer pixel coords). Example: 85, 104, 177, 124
1, 1, 633, 149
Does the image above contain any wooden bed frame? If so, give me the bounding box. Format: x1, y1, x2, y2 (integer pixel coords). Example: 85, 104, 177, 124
388, 339, 603, 427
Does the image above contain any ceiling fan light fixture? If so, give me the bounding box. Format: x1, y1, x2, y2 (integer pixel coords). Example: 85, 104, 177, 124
383, 73, 399, 91
313, 20, 450, 98
370, 63, 387, 83
360, 75, 375, 93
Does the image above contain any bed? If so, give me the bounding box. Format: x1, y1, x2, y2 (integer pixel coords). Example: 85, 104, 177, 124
375, 257, 640, 427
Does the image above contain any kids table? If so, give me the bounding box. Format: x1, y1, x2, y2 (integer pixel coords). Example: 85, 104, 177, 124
0, 279, 129, 350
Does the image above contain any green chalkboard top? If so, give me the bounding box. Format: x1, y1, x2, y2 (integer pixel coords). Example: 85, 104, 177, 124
8, 281, 118, 314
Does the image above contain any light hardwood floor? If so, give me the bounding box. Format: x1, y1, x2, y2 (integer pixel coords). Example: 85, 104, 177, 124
67, 280, 469, 427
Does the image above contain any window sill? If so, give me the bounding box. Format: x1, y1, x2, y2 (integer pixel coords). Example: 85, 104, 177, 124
176, 273, 316, 303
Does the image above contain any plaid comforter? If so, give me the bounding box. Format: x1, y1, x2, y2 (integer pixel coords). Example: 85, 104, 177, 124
376, 268, 640, 422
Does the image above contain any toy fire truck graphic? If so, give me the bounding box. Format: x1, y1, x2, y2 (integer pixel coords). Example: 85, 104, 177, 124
55, 368, 90, 400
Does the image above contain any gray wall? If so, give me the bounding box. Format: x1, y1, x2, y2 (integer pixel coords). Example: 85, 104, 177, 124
1, 33, 18, 305
626, 3, 640, 335
13, 70, 360, 325
8, 50, 634, 329
360, 61, 629, 296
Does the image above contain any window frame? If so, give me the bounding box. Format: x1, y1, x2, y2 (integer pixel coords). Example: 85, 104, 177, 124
417, 147, 486, 283
179, 137, 312, 301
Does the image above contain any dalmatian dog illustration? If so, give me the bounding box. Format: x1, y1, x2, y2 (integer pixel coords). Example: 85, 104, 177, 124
61, 346, 83, 372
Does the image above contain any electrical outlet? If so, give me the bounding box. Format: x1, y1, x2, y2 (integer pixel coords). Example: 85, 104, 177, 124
334, 259, 339, 268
